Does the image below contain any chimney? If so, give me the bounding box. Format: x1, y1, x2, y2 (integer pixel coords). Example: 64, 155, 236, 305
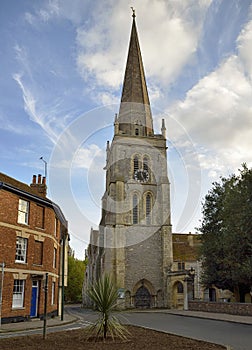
188, 232, 194, 247
30, 174, 47, 198
32, 175, 36, 184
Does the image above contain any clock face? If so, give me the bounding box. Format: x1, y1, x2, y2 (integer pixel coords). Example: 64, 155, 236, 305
134, 169, 149, 182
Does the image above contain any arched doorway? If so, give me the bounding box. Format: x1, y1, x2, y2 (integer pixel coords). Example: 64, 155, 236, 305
135, 285, 151, 308
172, 281, 184, 309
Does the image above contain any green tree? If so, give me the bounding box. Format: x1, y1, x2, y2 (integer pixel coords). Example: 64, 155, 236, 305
65, 250, 87, 303
86, 274, 129, 340
199, 164, 252, 301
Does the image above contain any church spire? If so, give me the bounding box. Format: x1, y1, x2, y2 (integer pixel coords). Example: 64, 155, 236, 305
117, 10, 154, 137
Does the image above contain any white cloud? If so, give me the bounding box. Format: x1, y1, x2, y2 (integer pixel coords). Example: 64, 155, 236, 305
137, 0, 210, 84
167, 25, 252, 176
72, 144, 103, 169
13, 73, 63, 145
75, 0, 211, 104
38, 0, 60, 21
24, 0, 60, 24
0, 114, 29, 135
24, 0, 91, 26
24, 12, 35, 25
237, 18, 252, 79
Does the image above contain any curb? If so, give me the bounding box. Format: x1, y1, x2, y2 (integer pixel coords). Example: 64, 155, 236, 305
164, 311, 252, 326
125, 309, 252, 326
0, 315, 78, 335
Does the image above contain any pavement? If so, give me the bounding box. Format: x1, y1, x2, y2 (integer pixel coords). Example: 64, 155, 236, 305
0, 311, 78, 334
159, 309, 252, 325
0, 307, 252, 335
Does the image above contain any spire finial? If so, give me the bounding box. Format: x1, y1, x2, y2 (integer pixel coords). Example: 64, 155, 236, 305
131, 7, 136, 18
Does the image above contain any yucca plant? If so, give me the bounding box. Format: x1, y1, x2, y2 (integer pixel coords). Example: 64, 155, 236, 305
86, 274, 129, 341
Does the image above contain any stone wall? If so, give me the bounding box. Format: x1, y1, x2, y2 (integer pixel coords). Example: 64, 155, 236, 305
189, 300, 252, 316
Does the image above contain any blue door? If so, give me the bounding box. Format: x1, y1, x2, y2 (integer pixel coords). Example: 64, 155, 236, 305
30, 281, 38, 317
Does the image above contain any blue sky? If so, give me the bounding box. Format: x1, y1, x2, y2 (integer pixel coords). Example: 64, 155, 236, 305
1, 0, 252, 259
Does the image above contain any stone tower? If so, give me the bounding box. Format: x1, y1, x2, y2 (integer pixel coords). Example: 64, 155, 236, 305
86, 11, 173, 308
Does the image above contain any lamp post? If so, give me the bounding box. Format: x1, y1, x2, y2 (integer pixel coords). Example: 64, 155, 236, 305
189, 267, 195, 300
183, 275, 190, 310
61, 229, 68, 321
184, 267, 195, 311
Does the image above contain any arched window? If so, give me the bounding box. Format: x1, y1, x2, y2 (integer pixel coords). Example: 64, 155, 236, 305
177, 282, 184, 294
133, 156, 139, 176
133, 194, 138, 224
143, 156, 148, 172
146, 194, 151, 225
135, 128, 139, 136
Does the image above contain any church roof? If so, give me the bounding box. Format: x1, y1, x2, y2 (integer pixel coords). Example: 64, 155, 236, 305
172, 233, 201, 261
121, 14, 150, 106
118, 11, 154, 136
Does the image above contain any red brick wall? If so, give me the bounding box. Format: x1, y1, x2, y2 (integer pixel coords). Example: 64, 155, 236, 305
0, 190, 19, 225
0, 188, 61, 322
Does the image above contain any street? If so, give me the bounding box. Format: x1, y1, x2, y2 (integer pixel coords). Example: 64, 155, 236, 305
67, 306, 252, 350
1, 305, 252, 350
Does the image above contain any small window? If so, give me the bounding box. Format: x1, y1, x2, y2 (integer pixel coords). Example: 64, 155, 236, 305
178, 262, 185, 271
135, 128, 139, 135
133, 194, 138, 224
53, 248, 57, 268
146, 194, 151, 225
34, 241, 43, 265
143, 157, 148, 172
133, 156, 139, 175
12, 280, 25, 308
15, 237, 28, 263
177, 282, 184, 294
54, 217, 58, 236
18, 199, 29, 225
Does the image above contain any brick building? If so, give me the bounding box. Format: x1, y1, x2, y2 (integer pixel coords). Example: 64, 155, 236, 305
0, 172, 69, 324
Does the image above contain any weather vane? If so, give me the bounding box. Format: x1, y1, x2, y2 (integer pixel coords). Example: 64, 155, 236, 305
131, 7, 136, 18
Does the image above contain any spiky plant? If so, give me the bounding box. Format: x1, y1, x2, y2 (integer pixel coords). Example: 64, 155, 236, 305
86, 274, 129, 341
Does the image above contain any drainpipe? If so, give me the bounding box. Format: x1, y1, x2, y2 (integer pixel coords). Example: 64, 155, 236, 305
43, 272, 48, 339
0, 262, 5, 328
61, 232, 66, 321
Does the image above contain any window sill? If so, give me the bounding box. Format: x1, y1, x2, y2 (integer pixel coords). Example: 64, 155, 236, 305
12, 307, 25, 310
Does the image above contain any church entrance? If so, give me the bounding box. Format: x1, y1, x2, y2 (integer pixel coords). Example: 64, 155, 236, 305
135, 286, 151, 308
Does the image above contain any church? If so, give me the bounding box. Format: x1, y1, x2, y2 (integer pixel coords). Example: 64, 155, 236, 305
83, 11, 205, 309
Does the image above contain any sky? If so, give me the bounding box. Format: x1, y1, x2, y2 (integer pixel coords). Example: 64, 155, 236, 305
1, 0, 252, 259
